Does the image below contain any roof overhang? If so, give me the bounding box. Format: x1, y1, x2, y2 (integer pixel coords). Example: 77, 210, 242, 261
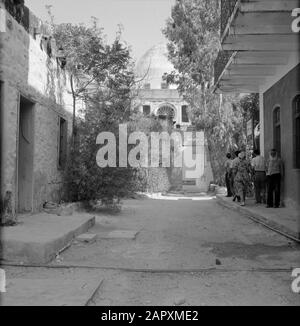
215, 0, 300, 94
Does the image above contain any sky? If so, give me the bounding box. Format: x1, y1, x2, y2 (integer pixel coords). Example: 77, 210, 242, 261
25, 0, 175, 61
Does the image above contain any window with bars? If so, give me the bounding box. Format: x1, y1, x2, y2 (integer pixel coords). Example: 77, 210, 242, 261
293, 95, 300, 169
143, 105, 151, 116
273, 106, 281, 155
181, 105, 189, 123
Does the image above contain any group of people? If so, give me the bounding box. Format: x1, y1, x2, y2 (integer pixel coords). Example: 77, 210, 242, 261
225, 148, 283, 207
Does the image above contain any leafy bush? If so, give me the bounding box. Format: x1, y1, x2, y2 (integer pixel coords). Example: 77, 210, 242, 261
58, 27, 138, 208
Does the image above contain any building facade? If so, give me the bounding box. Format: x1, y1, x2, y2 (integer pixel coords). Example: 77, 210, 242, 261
135, 44, 214, 192
0, 0, 73, 219
214, 0, 300, 236
135, 44, 191, 128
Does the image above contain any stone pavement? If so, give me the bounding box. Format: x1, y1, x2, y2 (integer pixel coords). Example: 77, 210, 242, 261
216, 195, 300, 242
1, 267, 103, 306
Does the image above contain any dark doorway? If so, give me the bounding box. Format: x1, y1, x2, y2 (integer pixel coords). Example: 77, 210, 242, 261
181, 105, 189, 123
143, 105, 151, 116
0, 82, 3, 216
18, 96, 35, 213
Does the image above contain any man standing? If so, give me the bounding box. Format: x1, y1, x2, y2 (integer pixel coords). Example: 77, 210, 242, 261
251, 149, 266, 204
266, 149, 284, 208
231, 150, 241, 202
225, 153, 233, 197
235, 152, 252, 206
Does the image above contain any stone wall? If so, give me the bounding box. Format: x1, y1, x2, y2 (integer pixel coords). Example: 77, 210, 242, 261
144, 168, 171, 193
0, 3, 73, 216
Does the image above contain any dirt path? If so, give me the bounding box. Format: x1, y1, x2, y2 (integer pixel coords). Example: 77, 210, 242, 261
3, 196, 300, 306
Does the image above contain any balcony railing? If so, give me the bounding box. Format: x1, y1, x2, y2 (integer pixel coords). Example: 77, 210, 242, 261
220, 0, 239, 38
214, 50, 234, 84
4, 0, 30, 32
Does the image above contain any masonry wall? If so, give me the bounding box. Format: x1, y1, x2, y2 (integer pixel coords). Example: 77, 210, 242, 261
263, 64, 300, 210
137, 167, 171, 193
0, 5, 73, 215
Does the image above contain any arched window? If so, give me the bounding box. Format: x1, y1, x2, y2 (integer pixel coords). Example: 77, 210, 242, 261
157, 105, 176, 120
273, 106, 281, 155
293, 95, 300, 168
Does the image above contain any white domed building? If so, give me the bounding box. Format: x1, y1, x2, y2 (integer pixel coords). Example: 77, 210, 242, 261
134, 44, 190, 128
133, 44, 214, 193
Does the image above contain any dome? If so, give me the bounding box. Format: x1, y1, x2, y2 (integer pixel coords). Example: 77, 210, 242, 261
135, 43, 177, 90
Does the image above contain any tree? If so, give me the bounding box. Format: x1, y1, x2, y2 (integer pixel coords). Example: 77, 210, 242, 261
163, 0, 245, 184
44, 7, 142, 207
240, 93, 259, 123
163, 0, 220, 91
46, 6, 131, 147
63, 35, 138, 208
240, 93, 260, 150
53, 22, 107, 145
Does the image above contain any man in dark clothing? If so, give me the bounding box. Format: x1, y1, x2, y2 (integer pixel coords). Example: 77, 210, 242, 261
225, 153, 233, 197
231, 150, 241, 202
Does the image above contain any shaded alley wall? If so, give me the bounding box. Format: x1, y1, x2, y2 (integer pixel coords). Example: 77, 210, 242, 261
0, 1, 73, 217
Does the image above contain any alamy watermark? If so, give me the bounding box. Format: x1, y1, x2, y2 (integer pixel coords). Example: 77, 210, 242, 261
292, 8, 300, 33
291, 268, 300, 294
0, 268, 6, 293
96, 124, 204, 179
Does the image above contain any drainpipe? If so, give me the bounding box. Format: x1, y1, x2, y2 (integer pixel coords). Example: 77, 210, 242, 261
259, 92, 265, 156
0, 81, 3, 220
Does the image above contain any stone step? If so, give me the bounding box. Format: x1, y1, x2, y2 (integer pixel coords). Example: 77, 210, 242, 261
183, 185, 207, 193
182, 180, 197, 186
1, 213, 95, 264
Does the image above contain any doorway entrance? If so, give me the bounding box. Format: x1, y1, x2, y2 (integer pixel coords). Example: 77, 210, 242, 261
17, 96, 35, 213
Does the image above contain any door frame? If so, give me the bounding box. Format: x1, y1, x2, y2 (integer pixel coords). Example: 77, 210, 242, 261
16, 93, 36, 214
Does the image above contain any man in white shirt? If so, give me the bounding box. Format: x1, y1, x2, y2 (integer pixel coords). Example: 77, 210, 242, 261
251, 149, 266, 204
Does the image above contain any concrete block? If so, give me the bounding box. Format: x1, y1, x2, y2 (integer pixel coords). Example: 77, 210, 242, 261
0, 213, 96, 264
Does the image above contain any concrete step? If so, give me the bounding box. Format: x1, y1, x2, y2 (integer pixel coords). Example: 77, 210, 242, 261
182, 185, 207, 193
0, 213, 95, 264
182, 180, 196, 186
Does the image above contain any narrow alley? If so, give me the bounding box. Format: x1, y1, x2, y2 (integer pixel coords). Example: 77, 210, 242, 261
3, 195, 300, 306
1, 0, 300, 309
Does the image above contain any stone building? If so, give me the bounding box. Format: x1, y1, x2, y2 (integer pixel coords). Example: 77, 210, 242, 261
0, 0, 73, 220
135, 44, 191, 129
135, 44, 214, 192
214, 0, 300, 236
